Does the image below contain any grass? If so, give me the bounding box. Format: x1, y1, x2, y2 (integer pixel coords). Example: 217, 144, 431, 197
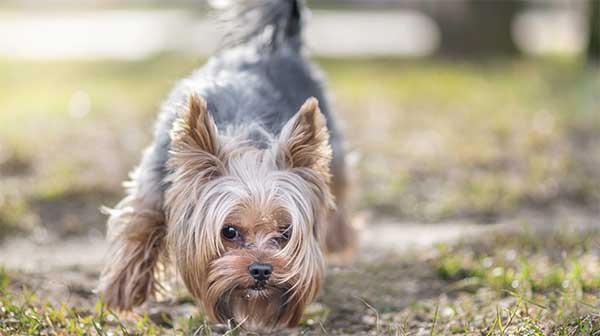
327, 230, 600, 335
0, 55, 599, 240
0, 54, 599, 334
0, 290, 171, 335
433, 230, 600, 293
0, 55, 200, 239
1, 229, 598, 335
422, 230, 600, 334
321, 58, 600, 220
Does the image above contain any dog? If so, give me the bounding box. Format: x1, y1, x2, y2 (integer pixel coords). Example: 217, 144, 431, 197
98, 0, 355, 332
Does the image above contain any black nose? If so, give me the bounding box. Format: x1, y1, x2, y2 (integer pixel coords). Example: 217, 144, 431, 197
248, 262, 272, 282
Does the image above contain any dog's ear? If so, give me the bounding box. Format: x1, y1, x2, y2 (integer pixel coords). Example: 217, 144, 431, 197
277, 97, 332, 181
168, 94, 225, 179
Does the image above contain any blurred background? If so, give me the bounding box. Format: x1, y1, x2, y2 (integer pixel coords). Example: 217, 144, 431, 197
1, 0, 598, 241
0, 0, 599, 334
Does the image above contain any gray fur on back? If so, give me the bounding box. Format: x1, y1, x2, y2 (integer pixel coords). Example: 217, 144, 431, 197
148, 0, 341, 190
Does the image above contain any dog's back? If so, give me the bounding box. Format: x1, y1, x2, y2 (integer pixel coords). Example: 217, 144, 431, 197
154, 0, 339, 154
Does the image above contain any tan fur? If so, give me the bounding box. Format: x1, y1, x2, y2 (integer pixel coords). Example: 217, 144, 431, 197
98, 162, 168, 309
276, 97, 333, 183
163, 96, 330, 331
101, 95, 352, 333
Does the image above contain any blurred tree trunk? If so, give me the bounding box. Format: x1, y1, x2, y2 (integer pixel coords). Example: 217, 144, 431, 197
438, 0, 522, 57
423, 0, 523, 58
589, 0, 600, 64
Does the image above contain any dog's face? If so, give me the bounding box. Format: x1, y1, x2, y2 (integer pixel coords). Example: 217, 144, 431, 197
165, 95, 333, 332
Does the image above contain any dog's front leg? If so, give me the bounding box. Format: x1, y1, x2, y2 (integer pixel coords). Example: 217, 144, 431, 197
97, 145, 168, 310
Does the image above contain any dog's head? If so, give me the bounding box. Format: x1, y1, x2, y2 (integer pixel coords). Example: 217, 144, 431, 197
165, 94, 333, 332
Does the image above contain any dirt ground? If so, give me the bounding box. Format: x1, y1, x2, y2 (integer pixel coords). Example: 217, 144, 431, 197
2, 205, 599, 335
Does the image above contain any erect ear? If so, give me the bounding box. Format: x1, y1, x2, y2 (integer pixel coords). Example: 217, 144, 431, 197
168, 94, 224, 179
277, 97, 332, 182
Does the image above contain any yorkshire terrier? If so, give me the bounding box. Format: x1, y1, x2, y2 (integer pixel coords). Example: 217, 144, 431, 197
98, 0, 355, 332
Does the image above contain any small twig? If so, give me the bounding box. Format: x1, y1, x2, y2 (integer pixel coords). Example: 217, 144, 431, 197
502, 289, 548, 310
430, 304, 439, 336
354, 295, 380, 333
503, 299, 521, 331
318, 320, 329, 336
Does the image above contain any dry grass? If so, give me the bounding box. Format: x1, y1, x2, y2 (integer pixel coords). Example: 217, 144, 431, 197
1, 228, 599, 335
322, 58, 600, 221
1, 56, 599, 239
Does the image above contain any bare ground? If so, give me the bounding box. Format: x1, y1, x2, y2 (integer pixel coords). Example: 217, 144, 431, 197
1, 206, 598, 335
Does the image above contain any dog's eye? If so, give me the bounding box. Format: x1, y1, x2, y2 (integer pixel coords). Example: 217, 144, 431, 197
222, 225, 239, 240
280, 226, 292, 240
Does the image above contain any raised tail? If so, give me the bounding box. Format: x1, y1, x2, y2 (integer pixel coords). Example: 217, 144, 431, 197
218, 0, 306, 52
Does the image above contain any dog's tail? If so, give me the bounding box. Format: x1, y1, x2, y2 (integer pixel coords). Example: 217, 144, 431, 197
218, 0, 306, 52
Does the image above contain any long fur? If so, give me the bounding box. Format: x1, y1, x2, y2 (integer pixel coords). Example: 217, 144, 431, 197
220, 0, 305, 51
165, 95, 329, 330
98, 158, 168, 309
98, 0, 355, 332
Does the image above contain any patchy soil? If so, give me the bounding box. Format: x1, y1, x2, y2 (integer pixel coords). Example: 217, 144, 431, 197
30, 189, 117, 238
1, 208, 599, 335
